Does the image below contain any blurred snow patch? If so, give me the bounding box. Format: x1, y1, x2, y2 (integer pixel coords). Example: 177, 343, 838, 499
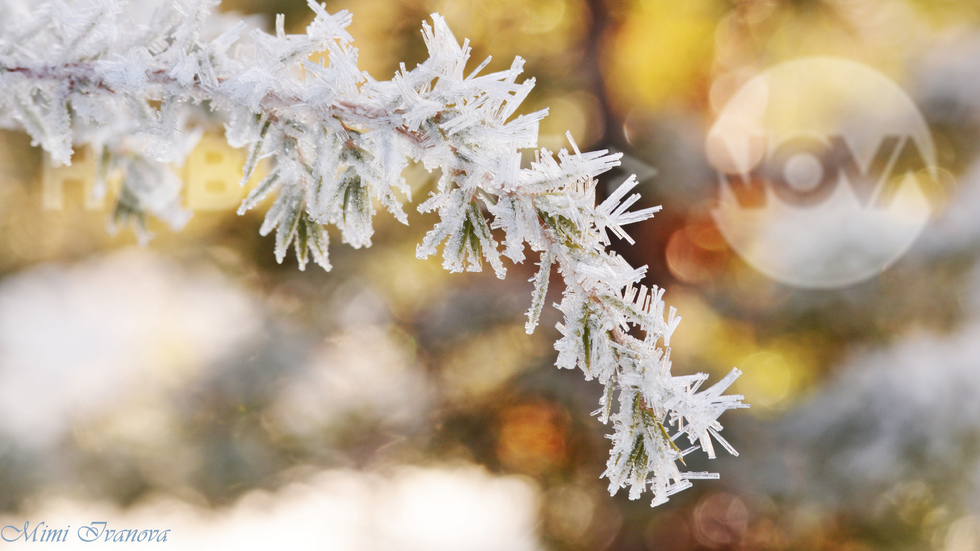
0, 249, 263, 449
0, 466, 543, 551
270, 325, 430, 437
774, 262, 980, 510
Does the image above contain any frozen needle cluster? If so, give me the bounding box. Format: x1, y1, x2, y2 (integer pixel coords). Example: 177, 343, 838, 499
0, 0, 746, 505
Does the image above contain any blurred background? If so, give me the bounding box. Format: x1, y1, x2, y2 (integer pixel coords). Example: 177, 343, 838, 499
3, 0, 980, 549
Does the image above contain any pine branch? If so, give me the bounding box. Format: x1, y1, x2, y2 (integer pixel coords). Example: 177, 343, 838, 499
0, 0, 747, 506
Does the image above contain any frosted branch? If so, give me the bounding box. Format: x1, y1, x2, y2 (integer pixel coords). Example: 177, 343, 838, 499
0, 0, 746, 506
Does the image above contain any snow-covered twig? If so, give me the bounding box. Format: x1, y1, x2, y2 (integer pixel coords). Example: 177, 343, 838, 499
0, 0, 746, 505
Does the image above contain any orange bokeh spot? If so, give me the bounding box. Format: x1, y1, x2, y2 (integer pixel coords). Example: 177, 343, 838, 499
496, 401, 567, 474
665, 217, 729, 284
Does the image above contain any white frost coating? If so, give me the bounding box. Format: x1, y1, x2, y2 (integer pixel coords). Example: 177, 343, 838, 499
0, 0, 746, 505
